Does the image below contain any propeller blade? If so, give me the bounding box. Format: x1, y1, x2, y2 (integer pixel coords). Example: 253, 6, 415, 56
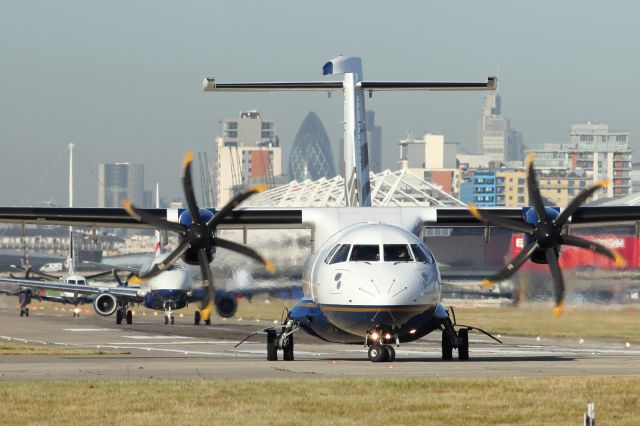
561, 235, 626, 267
181, 151, 202, 225
544, 248, 565, 316
121, 199, 187, 233
137, 239, 190, 279
84, 270, 117, 280
215, 237, 276, 274
526, 153, 547, 222
554, 180, 609, 227
482, 241, 538, 287
206, 185, 267, 230
468, 204, 534, 234
197, 248, 215, 321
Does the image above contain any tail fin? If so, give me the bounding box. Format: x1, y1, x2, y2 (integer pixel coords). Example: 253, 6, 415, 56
67, 226, 75, 274
153, 182, 163, 257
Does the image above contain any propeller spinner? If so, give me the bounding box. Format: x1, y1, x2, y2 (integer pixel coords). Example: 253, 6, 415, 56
468, 153, 625, 316
121, 151, 275, 322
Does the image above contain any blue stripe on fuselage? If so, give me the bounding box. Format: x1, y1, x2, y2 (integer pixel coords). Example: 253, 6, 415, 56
143, 289, 188, 311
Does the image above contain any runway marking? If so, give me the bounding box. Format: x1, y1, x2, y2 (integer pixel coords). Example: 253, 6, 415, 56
120, 335, 194, 340
62, 328, 118, 332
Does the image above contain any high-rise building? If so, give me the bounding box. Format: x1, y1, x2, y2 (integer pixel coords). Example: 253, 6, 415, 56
478, 93, 508, 164
533, 122, 632, 200
98, 163, 145, 208
288, 111, 336, 181
366, 110, 383, 173
215, 111, 282, 205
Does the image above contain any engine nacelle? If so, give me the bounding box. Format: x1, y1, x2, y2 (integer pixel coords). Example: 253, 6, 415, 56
93, 293, 118, 316
215, 292, 238, 318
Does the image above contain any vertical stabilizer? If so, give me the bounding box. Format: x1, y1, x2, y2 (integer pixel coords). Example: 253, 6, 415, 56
322, 56, 372, 207
154, 182, 163, 257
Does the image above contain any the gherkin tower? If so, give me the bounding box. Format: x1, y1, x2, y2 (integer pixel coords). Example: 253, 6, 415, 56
288, 112, 336, 181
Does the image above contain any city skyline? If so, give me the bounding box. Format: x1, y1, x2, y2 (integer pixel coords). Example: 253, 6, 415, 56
1, 1, 638, 206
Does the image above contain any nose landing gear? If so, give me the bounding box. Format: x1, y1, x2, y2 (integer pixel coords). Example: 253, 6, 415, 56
366, 327, 398, 362
163, 302, 175, 325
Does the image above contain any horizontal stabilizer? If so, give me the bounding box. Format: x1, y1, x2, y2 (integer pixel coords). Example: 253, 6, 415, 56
359, 77, 497, 91
202, 79, 343, 92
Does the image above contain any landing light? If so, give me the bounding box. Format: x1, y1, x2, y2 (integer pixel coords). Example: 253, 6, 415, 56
385, 333, 391, 340
371, 332, 379, 341
73, 308, 80, 315
409, 329, 416, 335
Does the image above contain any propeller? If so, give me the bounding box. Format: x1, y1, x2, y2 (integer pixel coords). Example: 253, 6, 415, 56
468, 153, 626, 316
121, 151, 276, 322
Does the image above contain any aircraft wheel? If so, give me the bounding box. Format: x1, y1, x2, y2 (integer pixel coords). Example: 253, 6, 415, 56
116, 309, 123, 325
368, 344, 387, 362
205, 318, 211, 326
194, 311, 201, 325
164, 316, 169, 325
20, 309, 25, 318
126, 310, 133, 325
384, 345, 396, 362
170, 316, 175, 325
458, 329, 469, 361
442, 331, 453, 361
25, 308, 30, 317
283, 336, 294, 361
266, 330, 278, 361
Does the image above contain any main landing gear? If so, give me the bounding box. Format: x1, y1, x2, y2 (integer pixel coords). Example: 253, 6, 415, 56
193, 310, 211, 326
115, 302, 133, 325
19, 307, 29, 317
365, 327, 398, 363
162, 302, 177, 325
266, 319, 297, 361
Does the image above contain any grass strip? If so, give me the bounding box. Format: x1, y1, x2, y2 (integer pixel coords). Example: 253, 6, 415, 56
1, 377, 639, 425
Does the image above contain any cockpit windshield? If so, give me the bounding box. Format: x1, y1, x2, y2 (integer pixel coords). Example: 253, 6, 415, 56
350, 245, 379, 262
410, 244, 433, 264
328, 244, 350, 264
383, 244, 412, 262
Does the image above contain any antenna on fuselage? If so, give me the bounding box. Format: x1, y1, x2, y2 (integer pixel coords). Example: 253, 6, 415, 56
203, 56, 497, 207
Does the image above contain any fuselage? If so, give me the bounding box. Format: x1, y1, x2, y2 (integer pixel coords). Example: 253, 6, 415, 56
137, 255, 193, 311
290, 222, 444, 344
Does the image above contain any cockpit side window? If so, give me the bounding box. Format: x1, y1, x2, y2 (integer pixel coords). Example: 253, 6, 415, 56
350, 245, 380, 262
329, 244, 351, 264
324, 244, 341, 264
384, 244, 412, 262
68, 280, 77, 284
410, 244, 433, 264
78, 280, 86, 285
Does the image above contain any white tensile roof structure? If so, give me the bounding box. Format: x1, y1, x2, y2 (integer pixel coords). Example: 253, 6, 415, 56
245, 168, 464, 207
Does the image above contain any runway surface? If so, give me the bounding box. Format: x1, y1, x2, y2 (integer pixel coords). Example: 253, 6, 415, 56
1, 298, 640, 381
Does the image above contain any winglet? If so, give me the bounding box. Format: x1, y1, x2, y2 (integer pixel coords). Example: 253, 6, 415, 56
467, 203, 484, 222
121, 199, 141, 221
553, 302, 564, 317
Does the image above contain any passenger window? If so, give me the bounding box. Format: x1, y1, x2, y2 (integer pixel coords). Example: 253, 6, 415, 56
329, 244, 351, 264
411, 244, 433, 264
350, 245, 380, 262
384, 244, 412, 262
324, 244, 341, 264
68, 280, 76, 284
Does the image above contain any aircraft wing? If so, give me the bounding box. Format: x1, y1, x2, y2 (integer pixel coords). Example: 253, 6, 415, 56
359, 78, 497, 92
0, 277, 143, 300
0, 207, 305, 230
430, 206, 640, 227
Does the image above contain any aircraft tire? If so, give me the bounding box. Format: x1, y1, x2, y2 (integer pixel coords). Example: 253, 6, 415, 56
126, 310, 133, 325
384, 345, 396, 362
205, 318, 211, 326
368, 344, 387, 362
25, 308, 29, 317
164, 316, 169, 325
170, 316, 175, 325
116, 310, 123, 325
194, 311, 201, 325
442, 331, 453, 361
458, 329, 469, 361
283, 337, 294, 361
267, 330, 278, 361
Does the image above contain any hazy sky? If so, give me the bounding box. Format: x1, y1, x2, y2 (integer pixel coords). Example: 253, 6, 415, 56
1, 1, 638, 206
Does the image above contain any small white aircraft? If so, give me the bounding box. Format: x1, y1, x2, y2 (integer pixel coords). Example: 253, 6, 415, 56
0, 56, 636, 363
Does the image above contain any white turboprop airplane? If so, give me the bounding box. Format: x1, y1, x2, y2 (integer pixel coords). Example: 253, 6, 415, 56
0, 56, 636, 362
